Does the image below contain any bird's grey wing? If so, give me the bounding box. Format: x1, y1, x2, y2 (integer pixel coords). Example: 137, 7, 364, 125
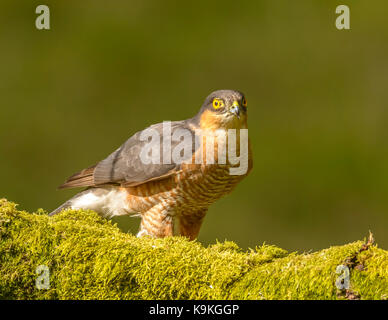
59, 121, 197, 189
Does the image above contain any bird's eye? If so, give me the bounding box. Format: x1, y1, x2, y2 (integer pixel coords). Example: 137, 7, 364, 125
212, 98, 224, 109
242, 97, 247, 108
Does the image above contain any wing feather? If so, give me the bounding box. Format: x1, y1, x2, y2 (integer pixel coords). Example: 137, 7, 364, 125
58, 165, 96, 189
58, 120, 196, 189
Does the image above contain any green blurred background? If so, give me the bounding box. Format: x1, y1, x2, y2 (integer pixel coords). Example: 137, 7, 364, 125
1, 1, 387, 252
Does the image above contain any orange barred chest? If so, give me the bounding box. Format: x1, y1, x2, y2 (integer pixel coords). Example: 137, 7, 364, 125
175, 164, 246, 209
124, 162, 250, 216
124, 137, 252, 215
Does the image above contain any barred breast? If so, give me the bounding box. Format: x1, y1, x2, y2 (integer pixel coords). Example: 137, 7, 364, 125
124, 147, 252, 217
123, 130, 252, 238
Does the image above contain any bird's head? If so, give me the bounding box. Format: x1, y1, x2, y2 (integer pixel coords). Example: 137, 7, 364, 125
194, 90, 248, 130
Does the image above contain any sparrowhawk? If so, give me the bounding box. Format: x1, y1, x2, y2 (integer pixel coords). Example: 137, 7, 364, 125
50, 90, 253, 240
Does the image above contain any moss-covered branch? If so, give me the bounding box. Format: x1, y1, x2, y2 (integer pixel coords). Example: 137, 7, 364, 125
0, 199, 387, 300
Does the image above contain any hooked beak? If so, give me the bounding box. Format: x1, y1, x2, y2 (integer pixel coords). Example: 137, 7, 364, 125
230, 102, 241, 118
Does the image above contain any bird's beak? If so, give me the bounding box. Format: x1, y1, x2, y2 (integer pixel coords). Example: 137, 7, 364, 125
230, 101, 241, 118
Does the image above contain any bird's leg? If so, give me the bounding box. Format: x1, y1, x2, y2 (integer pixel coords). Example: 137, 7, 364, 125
137, 206, 174, 238
178, 210, 207, 240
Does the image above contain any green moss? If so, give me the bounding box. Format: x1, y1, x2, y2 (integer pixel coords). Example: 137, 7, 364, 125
0, 199, 387, 300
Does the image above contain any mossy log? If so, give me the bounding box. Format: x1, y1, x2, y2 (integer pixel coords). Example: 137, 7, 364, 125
0, 199, 387, 300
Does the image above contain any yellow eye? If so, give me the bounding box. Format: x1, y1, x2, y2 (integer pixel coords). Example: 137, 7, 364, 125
242, 97, 247, 108
212, 98, 224, 109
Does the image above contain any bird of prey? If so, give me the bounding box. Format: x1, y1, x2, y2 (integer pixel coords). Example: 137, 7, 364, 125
50, 90, 253, 240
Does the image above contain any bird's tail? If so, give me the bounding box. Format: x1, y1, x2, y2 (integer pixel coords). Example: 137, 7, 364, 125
49, 201, 72, 216
48, 189, 92, 216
